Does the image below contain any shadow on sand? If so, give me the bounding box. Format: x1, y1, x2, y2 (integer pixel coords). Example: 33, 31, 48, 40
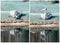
47, 16, 58, 20
40, 16, 58, 20
16, 14, 26, 19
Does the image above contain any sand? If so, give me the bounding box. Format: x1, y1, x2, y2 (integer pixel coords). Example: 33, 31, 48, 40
1, 23, 29, 27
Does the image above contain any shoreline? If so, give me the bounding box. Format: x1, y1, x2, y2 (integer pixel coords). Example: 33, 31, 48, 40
1, 23, 29, 27
0, 20, 29, 23
1, 23, 58, 27
30, 24, 59, 27
0, 20, 59, 30
0, 23, 59, 31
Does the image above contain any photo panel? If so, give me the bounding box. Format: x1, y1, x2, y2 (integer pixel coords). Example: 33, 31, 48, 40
1, 1, 29, 42
30, 0, 59, 42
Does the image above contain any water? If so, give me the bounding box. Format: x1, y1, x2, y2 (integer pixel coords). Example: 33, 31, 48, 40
1, 1, 59, 21
1, 1, 29, 11
30, 30, 59, 42
1, 26, 29, 42
1, 12, 29, 21
1, 0, 29, 1
30, 1, 59, 13
30, 13, 59, 23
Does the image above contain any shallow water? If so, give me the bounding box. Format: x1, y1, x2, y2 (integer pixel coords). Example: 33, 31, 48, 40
30, 13, 59, 23
1, 1, 29, 11
30, 1, 59, 13
1, 12, 29, 21
1, 0, 29, 1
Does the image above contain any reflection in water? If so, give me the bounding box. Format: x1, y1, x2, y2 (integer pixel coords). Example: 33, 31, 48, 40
1, 26, 29, 42
30, 30, 59, 42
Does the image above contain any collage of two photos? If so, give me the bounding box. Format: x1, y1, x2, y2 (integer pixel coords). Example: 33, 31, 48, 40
0, 0, 59, 42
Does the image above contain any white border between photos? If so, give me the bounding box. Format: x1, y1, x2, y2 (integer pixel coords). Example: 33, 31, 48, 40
59, 0, 60, 43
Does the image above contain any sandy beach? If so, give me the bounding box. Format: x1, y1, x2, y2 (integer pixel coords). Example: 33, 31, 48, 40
1, 23, 29, 27
1, 22, 59, 29
30, 24, 59, 30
